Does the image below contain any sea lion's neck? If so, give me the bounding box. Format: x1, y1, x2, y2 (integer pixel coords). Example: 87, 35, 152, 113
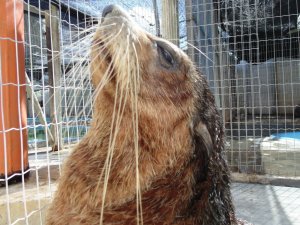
79, 94, 192, 206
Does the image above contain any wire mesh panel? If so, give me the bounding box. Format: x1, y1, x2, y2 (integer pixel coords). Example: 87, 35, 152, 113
0, 0, 300, 225
1, 1, 158, 224
185, 2, 300, 223
186, 0, 300, 178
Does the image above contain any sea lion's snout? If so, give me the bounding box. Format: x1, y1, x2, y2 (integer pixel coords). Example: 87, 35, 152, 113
100, 4, 131, 23
92, 4, 152, 89
102, 5, 115, 18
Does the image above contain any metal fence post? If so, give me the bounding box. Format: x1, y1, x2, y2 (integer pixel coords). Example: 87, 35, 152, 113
46, 2, 63, 151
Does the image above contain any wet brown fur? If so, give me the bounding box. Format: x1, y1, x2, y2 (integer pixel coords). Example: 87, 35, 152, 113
46, 5, 241, 225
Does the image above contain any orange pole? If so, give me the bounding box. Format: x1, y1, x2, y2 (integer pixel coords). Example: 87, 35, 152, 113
0, 1, 28, 180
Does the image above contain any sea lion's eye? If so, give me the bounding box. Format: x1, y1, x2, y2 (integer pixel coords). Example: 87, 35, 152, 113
157, 44, 175, 68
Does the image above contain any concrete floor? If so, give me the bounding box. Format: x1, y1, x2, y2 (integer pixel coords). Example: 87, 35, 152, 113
232, 183, 300, 225
0, 149, 299, 225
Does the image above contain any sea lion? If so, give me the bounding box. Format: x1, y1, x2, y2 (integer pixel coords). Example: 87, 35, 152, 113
46, 4, 241, 225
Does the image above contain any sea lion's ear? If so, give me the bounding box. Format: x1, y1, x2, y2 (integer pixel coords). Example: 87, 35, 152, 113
190, 121, 213, 182
193, 121, 213, 162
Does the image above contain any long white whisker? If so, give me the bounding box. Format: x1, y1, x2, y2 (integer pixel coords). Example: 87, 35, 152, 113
99, 24, 130, 225
132, 41, 143, 225
186, 42, 214, 63
42, 32, 116, 121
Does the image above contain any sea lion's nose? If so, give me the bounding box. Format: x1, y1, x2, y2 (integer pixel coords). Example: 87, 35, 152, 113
102, 5, 115, 18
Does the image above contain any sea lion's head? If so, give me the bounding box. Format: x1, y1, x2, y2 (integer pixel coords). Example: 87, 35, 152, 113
91, 5, 199, 121
90, 4, 223, 162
